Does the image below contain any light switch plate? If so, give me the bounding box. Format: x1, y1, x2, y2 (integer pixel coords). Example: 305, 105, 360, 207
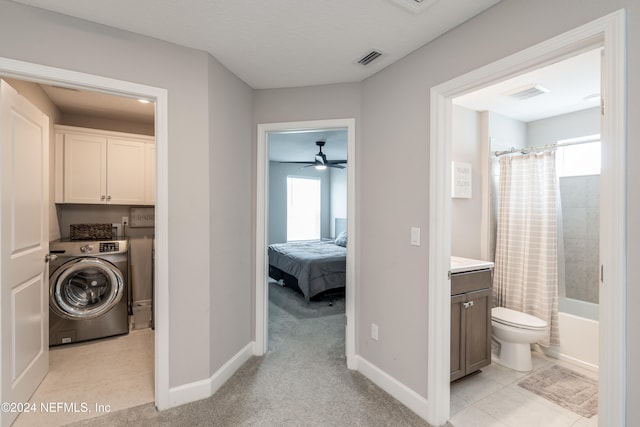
410, 227, 421, 246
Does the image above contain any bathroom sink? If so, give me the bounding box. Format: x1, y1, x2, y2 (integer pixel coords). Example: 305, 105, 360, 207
450, 256, 494, 274
450, 256, 494, 295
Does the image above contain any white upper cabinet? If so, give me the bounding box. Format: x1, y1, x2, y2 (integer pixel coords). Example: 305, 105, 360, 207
144, 143, 156, 206
55, 125, 155, 205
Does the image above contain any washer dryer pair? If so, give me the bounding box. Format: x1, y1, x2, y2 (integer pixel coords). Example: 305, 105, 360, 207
49, 238, 129, 346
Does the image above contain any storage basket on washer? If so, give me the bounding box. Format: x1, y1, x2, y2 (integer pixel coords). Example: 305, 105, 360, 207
69, 223, 113, 240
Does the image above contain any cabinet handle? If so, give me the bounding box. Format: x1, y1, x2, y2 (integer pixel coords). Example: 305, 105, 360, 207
101, 195, 106, 200
463, 301, 475, 309
107, 195, 111, 201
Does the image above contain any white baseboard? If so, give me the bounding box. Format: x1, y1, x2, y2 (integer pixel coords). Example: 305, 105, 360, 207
356, 355, 429, 421
167, 342, 254, 408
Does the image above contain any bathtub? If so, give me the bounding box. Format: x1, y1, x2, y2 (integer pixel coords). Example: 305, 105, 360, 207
544, 298, 599, 373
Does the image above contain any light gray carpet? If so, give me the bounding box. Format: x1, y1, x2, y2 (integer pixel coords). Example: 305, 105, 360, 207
518, 365, 598, 418
67, 283, 434, 426
268, 282, 345, 318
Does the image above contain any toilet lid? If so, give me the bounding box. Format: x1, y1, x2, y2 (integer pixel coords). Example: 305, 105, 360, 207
492, 307, 547, 330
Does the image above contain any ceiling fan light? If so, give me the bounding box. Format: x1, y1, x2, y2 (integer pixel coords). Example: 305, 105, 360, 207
315, 165, 327, 171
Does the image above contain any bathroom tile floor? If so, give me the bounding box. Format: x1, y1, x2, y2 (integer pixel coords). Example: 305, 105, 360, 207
450, 351, 598, 427
13, 328, 154, 427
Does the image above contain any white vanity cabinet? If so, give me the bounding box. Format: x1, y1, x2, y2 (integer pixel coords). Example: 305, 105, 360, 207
55, 125, 155, 205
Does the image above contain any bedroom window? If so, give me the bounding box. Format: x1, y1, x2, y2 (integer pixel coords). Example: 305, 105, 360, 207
287, 176, 321, 241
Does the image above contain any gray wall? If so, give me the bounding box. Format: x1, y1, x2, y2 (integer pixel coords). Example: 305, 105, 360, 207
451, 105, 482, 259
3, 0, 640, 424
528, 107, 600, 146
359, 1, 639, 417
207, 54, 254, 375
61, 113, 154, 136
0, 1, 253, 389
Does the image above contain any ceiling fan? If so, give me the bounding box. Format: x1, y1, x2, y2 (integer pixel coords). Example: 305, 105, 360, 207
280, 141, 347, 170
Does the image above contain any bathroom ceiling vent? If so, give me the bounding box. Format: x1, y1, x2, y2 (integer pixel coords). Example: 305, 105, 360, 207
357, 50, 383, 66
504, 84, 550, 101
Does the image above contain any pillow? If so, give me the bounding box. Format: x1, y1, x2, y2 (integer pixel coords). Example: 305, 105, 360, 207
334, 231, 347, 247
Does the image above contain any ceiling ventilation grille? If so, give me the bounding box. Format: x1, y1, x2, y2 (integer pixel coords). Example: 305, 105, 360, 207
504, 84, 550, 101
357, 50, 383, 66
387, 0, 438, 14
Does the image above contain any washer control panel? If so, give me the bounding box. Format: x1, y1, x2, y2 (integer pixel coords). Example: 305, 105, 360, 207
99, 242, 119, 253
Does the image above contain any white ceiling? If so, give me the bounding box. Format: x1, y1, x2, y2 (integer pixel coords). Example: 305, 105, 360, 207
11, 0, 599, 157
11, 0, 501, 89
269, 129, 347, 162
40, 85, 155, 124
453, 48, 601, 123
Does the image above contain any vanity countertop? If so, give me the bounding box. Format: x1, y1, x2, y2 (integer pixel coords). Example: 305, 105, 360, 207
450, 256, 494, 274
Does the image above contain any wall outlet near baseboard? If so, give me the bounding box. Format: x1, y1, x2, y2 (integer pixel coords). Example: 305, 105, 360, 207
371, 323, 379, 341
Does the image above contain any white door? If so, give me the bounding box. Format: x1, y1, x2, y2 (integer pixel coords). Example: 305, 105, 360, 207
0, 80, 49, 426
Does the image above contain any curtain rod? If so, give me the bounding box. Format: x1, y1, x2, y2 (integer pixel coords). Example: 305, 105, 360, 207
494, 135, 600, 157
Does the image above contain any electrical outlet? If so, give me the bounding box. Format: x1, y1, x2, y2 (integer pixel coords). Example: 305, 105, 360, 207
371, 323, 379, 341
122, 216, 129, 226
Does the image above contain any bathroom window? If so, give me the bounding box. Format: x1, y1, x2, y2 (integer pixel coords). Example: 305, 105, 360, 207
287, 176, 321, 241
556, 135, 601, 177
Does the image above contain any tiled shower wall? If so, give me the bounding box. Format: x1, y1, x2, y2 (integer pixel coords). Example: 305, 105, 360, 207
559, 175, 599, 303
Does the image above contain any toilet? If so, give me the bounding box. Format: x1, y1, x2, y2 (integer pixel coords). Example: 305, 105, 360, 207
491, 307, 548, 372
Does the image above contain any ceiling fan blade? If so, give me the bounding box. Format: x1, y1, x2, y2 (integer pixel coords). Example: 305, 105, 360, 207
278, 161, 314, 164
328, 164, 345, 169
326, 160, 347, 164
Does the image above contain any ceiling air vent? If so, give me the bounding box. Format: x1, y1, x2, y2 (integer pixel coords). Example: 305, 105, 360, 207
387, 0, 438, 14
504, 84, 550, 101
357, 50, 383, 66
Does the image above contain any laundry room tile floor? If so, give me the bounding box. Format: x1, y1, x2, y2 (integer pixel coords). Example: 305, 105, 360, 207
14, 328, 154, 427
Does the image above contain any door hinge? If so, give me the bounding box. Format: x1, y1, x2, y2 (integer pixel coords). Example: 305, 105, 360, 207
601, 264, 604, 283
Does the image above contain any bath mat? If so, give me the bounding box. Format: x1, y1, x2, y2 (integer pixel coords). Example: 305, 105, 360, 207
518, 365, 597, 418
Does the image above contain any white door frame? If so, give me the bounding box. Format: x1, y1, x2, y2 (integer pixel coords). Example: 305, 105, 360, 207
427, 10, 626, 426
255, 118, 357, 369
0, 57, 171, 410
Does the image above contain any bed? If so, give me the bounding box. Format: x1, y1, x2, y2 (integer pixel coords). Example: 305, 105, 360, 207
268, 226, 347, 302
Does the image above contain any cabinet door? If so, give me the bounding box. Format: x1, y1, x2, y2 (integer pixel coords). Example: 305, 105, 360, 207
64, 133, 107, 203
106, 138, 146, 205
144, 143, 155, 205
450, 293, 466, 382
465, 288, 492, 374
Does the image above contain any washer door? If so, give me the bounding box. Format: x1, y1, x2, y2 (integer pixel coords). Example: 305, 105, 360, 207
50, 258, 124, 320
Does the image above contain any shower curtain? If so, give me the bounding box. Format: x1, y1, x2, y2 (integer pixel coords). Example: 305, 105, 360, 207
493, 151, 560, 347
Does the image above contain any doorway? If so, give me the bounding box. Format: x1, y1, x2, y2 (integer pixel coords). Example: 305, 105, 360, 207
255, 118, 356, 368
0, 57, 171, 415
427, 11, 625, 426
448, 47, 602, 424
